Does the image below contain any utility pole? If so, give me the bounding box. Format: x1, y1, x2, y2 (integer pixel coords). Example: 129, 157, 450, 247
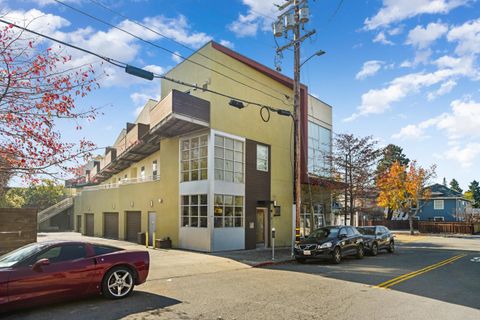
273, 0, 316, 251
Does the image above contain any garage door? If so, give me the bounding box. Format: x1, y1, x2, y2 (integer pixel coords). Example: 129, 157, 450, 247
126, 211, 141, 243
103, 212, 119, 239
85, 214, 94, 237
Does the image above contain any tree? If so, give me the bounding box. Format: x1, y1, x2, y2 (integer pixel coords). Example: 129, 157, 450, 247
0, 22, 100, 181
0, 187, 25, 208
467, 180, 480, 208
376, 144, 410, 220
377, 161, 436, 235
449, 179, 463, 193
330, 134, 381, 225
23, 180, 65, 211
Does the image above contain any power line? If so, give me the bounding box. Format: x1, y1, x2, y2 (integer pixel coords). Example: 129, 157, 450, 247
53, 0, 290, 105
0, 18, 291, 118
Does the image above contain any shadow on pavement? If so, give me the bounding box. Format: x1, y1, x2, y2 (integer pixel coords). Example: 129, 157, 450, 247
2, 291, 182, 320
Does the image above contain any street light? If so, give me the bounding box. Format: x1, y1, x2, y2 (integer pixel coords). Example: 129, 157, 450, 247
300, 50, 326, 68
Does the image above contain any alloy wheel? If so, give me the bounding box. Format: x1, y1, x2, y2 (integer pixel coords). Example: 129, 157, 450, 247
107, 270, 133, 298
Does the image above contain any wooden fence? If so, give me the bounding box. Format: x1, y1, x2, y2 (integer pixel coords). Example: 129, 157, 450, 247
418, 222, 478, 235
0, 208, 37, 255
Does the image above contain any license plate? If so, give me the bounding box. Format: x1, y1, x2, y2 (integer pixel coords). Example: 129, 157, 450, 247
303, 250, 311, 255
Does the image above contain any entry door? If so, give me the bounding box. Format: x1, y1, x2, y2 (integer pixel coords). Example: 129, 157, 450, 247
126, 211, 141, 243
256, 208, 268, 248
103, 213, 119, 239
148, 212, 156, 245
85, 214, 94, 236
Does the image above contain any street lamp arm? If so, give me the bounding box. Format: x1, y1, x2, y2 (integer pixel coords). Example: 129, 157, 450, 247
300, 50, 326, 68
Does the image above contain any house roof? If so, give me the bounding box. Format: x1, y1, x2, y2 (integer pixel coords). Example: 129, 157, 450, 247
428, 183, 463, 198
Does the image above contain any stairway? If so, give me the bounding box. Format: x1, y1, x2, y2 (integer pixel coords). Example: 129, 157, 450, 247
37, 197, 74, 224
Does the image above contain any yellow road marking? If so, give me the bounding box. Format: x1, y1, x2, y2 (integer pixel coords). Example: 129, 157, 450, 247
374, 254, 467, 289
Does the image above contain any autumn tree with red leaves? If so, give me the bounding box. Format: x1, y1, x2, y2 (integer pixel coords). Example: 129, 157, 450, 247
0, 22, 101, 184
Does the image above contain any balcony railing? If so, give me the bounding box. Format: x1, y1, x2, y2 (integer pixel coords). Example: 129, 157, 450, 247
82, 175, 160, 191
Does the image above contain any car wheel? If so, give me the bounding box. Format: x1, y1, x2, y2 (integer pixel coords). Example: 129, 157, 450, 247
388, 240, 395, 253
332, 247, 342, 264
295, 258, 306, 264
371, 242, 378, 256
102, 266, 135, 299
356, 244, 364, 259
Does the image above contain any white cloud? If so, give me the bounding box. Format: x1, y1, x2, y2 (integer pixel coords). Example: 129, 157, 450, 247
143, 64, 164, 75
388, 26, 404, 36
427, 79, 457, 100
392, 124, 427, 140
406, 22, 449, 49
171, 51, 183, 64
345, 55, 477, 121
447, 18, 480, 55
373, 32, 394, 45
365, 0, 469, 30
356, 60, 384, 80
445, 143, 480, 167
228, 0, 277, 37
400, 48, 432, 68
219, 39, 235, 49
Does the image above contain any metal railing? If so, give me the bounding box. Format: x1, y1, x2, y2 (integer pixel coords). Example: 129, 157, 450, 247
37, 197, 74, 224
82, 175, 160, 192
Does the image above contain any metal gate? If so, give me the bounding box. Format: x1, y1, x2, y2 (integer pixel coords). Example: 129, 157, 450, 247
85, 213, 94, 236
126, 211, 141, 243
103, 212, 119, 239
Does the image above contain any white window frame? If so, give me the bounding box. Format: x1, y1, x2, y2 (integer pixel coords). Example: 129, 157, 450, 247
433, 216, 445, 222
152, 160, 159, 180
433, 199, 444, 210
214, 194, 244, 228
181, 194, 208, 228
180, 134, 208, 182
214, 134, 244, 183
256, 144, 269, 172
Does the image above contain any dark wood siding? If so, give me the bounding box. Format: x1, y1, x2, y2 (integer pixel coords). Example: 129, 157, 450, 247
103, 212, 119, 239
126, 211, 142, 243
0, 208, 37, 254
85, 213, 94, 237
245, 139, 271, 249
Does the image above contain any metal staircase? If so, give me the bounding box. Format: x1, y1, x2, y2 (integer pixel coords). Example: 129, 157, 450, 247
37, 197, 74, 224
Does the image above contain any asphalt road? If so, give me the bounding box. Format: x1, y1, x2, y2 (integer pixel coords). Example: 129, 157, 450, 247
2, 233, 479, 320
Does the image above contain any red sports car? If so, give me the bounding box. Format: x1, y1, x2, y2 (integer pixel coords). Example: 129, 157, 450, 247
0, 240, 149, 313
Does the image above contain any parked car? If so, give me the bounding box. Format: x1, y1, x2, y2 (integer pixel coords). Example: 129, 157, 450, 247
357, 226, 395, 256
294, 226, 364, 264
0, 240, 149, 313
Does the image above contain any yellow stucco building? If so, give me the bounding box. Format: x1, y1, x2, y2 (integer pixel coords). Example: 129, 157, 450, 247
72, 41, 334, 251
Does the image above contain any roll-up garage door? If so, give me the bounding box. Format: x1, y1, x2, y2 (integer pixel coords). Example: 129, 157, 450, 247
126, 211, 141, 243
85, 213, 94, 237
103, 212, 119, 239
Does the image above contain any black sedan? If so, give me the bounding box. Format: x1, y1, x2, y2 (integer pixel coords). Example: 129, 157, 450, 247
294, 226, 364, 264
357, 226, 395, 256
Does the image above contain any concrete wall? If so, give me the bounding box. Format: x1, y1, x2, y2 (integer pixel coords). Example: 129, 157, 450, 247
0, 208, 37, 254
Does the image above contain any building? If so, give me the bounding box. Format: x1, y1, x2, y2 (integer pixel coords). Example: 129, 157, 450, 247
416, 183, 471, 222
71, 41, 335, 251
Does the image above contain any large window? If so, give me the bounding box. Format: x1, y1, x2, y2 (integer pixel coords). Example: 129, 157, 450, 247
181, 135, 208, 182
181, 194, 208, 228
256, 144, 268, 172
300, 203, 325, 237
434, 199, 444, 210
152, 160, 158, 180
214, 194, 244, 228
214, 135, 244, 183
308, 121, 331, 177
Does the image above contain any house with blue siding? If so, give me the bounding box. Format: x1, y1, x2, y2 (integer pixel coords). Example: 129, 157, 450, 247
417, 184, 471, 222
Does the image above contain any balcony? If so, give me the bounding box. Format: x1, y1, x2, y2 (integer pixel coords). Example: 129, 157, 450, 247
82, 175, 160, 192
91, 90, 210, 184
100, 147, 117, 170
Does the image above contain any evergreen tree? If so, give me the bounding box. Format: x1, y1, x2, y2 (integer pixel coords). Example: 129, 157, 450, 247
449, 179, 462, 193
468, 180, 480, 208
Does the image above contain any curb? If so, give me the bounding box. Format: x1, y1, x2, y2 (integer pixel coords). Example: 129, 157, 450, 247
252, 259, 294, 268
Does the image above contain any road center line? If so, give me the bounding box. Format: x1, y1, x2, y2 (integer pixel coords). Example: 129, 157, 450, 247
374, 254, 467, 289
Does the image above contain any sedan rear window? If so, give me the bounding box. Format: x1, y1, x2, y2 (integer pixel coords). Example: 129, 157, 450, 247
93, 245, 121, 256
358, 227, 376, 235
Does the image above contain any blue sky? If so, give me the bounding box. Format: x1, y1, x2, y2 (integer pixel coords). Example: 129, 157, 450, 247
2, 0, 480, 190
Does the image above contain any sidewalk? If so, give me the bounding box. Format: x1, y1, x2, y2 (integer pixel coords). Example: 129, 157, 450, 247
211, 246, 294, 267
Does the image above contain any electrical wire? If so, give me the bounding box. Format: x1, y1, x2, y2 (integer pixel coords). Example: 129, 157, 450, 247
53, 0, 290, 105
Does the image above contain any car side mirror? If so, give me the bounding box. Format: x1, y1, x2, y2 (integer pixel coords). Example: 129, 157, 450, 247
32, 258, 50, 271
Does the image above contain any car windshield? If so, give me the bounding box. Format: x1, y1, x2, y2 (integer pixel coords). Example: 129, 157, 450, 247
358, 227, 376, 235
307, 227, 339, 240
0, 243, 46, 268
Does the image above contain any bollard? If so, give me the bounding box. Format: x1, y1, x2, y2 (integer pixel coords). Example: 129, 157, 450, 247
152, 232, 156, 249
145, 231, 149, 248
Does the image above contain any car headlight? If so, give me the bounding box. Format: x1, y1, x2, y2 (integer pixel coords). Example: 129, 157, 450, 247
317, 242, 332, 249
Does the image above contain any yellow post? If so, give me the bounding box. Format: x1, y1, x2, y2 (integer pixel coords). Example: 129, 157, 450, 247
152, 232, 156, 249
145, 231, 149, 248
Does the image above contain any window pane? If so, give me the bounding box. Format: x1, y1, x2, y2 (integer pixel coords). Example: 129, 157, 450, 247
225, 171, 233, 182
215, 135, 224, 147
235, 206, 243, 217
182, 206, 189, 216
234, 196, 243, 206
200, 218, 208, 228
234, 218, 243, 227
214, 217, 223, 228
191, 195, 198, 205
215, 169, 224, 180
234, 140, 243, 152
191, 159, 199, 170
234, 151, 243, 162
200, 146, 208, 157
191, 137, 199, 149
224, 195, 233, 205
234, 172, 243, 183
200, 135, 208, 146
182, 161, 189, 171
225, 149, 234, 160
214, 194, 223, 205
200, 194, 207, 205
190, 217, 198, 227
224, 217, 234, 227
215, 147, 224, 158
190, 148, 199, 159
181, 140, 189, 151
182, 172, 189, 182
234, 162, 243, 172
215, 158, 224, 169
191, 170, 199, 181
182, 196, 189, 205
200, 205, 208, 216
181, 150, 189, 161
182, 217, 189, 227
200, 158, 207, 169
225, 160, 234, 171
201, 169, 208, 180
225, 138, 234, 149
214, 206, 223, 216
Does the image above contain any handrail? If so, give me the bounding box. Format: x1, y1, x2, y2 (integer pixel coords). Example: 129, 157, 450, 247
82, 175, 160, 191
37, 197, 74, 223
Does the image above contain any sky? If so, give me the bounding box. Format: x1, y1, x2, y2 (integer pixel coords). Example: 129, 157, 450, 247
1, 0, 480, 191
